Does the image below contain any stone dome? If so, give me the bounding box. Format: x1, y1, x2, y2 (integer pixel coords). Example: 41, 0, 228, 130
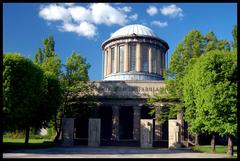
101, 24, 169, 81
110, 24, 157, 39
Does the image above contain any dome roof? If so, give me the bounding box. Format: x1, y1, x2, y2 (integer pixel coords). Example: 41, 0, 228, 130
110, 24, 157, 39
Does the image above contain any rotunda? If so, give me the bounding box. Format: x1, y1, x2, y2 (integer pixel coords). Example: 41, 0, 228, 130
102, 24, 169, 80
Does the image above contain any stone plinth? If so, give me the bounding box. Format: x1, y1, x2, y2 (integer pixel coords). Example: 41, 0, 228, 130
168, 119, 181, 149
62, 118, 75, 146
140, 119, 153, 148
88, 118, 101, 147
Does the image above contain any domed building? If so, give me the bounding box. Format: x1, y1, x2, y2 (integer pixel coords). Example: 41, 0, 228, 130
63, 24, 185, 149
102, 24, 169, 80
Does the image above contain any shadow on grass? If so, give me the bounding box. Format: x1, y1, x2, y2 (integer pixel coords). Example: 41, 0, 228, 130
3, 141, 56, 152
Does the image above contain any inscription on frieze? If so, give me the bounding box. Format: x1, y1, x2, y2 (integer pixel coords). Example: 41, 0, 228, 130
92, 81, 165, 98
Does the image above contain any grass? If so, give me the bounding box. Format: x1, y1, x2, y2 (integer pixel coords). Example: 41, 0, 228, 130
3, 137, 56, 151
192, 145, 238, 158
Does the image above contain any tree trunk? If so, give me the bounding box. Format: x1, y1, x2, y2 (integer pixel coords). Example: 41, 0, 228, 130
195, 133, 199, 146
227, 135, 233, 157
24, 125, 30, 147
54, 92, 68, 143
211, 134, 216, 153
54, 118, 62, 143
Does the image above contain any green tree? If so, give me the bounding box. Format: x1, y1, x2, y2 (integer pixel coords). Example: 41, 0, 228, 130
33, 36, 63, 139
169, 30, 205, 78
53, 52, 96, 142
34, 48, 43, 64
183, 50, 237, 156
42, 36, 61, 77
152, 30, 205, 123
43, 36, 55, 58
204, 32, 218, 52
217, 40, 231, 51
150, 29, 232, 146
3, 53, 47, 146
34, 35, 61, 77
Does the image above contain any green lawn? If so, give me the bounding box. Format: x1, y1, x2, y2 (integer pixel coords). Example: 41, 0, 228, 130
3, 137, 55, 150
192, 145, 238, 158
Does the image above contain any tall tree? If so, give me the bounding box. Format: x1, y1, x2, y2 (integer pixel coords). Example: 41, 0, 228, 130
169, 30, 205, 78
33, 36, 63, 139
34, 35, 61, 77
204, 31, 218, 52
183, 50, 237, 156
151, 29, 230, 146
43, 36, 55, 58
34, 48, 43, 64
53, 52, 95, 142
3, 53, 47, 146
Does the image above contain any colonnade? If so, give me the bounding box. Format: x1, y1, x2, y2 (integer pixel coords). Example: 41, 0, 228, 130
103, 43, 165, 78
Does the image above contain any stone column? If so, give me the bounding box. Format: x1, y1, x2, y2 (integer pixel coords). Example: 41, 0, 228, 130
155, 106, 162, 141
108, 47, 112, 75
114, 44, 118, 73
148, 47, 152, 73
156, 49, 160, 75
61, 118, 75, 146
163, 52, 165, 74
124, 43, 129, 72
104, 49, 108, 78
133, 106, 141, 140
160, 51, 163, 75
107, 47, 111, 75
111, 106, 120, 141
177, 111, 184, 143
136, 43, 141, 72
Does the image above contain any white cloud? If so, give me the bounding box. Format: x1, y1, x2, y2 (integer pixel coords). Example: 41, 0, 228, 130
68, 6, 92, 22
146, 6, 158, 16
129, 14, 138, 21
118, 6, 132, 12
61, 21, 97, 38
90, 3, 127, 26
39, 3, 138, 38
151, 20, 168, 28
39, 4, 70, 21
160, 4, 183, 18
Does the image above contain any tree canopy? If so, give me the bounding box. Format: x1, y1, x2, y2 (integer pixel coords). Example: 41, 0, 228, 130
183, 50, 237, 136
3, 53, 47, 144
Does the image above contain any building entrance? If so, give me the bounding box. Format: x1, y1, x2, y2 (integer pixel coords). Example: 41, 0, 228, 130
119, 106, 133, 140
99, 106, 112, 140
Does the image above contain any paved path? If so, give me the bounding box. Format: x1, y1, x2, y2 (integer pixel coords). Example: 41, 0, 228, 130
3, 146, 229, 158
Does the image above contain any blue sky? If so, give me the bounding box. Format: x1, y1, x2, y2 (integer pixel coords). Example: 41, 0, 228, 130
3, 3, 237, 80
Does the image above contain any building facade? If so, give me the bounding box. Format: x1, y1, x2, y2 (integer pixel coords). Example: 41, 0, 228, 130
73, 24, 172, 147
